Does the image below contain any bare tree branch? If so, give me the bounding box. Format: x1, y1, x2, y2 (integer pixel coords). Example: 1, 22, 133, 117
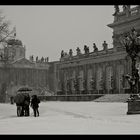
0, 9, 11, 43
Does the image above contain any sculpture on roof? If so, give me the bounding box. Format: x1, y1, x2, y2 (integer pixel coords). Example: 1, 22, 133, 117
69, 49, 73, 57
113, 5, 120, 16
123, 5, 131, 16
84, 45, 89, 54
102, 41, 108, 51
93, 43, 98, 52
41, 57, 44, 62
36, 56, 38, 62
46, 57, 49, 62
76, 47, 81, 55
61, 50, 64, 58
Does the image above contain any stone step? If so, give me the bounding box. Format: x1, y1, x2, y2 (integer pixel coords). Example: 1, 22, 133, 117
94, 94, 130, 102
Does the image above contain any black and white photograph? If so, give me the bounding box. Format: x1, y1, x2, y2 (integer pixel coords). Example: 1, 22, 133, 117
0, 5, 140, 135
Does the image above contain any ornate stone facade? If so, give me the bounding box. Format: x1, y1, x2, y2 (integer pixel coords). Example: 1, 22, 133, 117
54, 5, 140, 95
1, 6, 140, 102
0, 37, 50, 102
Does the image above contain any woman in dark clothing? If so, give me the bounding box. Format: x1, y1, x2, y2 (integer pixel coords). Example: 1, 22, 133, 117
31, 95, 40, 117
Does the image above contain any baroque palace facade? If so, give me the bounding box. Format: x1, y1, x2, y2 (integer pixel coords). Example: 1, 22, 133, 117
1, 5, 140, 102
54, 5, 140, 95
0, 36, 52, 102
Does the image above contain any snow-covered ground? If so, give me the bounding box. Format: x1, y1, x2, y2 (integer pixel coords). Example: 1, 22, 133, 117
0, 101, 140, 134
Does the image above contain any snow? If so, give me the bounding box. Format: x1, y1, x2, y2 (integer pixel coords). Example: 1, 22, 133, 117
0, 101, 140, 134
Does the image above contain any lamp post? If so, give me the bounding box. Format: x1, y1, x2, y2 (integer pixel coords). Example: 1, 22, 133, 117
121, 28, 140, 114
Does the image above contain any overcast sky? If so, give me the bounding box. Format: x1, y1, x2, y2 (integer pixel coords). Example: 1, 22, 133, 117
0, 6, 115, 61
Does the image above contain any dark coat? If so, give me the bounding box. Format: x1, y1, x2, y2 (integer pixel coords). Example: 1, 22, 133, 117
31, 95, 40, 108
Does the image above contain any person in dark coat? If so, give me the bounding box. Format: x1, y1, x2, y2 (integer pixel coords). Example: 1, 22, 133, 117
31, 95, 40, 117
14, 92, 30, 117
24, 94, 30, 116
10, 96, 14, 104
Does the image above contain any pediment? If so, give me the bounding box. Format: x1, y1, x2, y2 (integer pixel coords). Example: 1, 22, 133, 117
11, 58, 35, 66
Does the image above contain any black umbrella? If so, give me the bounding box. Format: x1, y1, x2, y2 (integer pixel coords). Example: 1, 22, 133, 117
17, 87, 32, 92
14, 93, 25, 105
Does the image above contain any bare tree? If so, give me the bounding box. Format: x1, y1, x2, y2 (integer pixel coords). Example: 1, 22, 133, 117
0, 10, 13, 102
0, 10, 11, 43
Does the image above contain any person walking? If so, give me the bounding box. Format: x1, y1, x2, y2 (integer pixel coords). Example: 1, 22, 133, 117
31, 95, 40, 117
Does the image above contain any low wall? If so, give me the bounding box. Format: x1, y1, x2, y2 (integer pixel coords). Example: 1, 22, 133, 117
38, 94, 104, 101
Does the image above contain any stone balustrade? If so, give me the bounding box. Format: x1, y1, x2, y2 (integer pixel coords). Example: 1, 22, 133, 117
60, 47, 115, 62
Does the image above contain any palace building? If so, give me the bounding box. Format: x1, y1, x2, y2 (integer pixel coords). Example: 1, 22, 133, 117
53, 5, 140, 95
0, 33, 51, 102
1, 5, 140, 102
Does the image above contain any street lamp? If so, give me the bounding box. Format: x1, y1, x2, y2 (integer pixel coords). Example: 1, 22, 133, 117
120, 28, 140, 114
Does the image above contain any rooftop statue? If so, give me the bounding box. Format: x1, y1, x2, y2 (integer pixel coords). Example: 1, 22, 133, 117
123, 5, 130, 11
69, 49, 73, 56
102, 41, 108, 51
93, 43, 98, 52
46, 57, 49, 62
41, 57, 44, 62
61, 50, 64, 58
123, 5, 127, 11
123, 5, 131, 16
113, 5, 120, 16
36, 56, 38, 62
76, 47, 81, 55
84, 45, 89, 54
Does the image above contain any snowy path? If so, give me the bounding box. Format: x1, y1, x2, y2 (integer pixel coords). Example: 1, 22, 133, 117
0, 102, 140, 134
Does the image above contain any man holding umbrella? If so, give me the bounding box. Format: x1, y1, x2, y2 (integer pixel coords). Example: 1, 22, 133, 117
14, 87, 32, 117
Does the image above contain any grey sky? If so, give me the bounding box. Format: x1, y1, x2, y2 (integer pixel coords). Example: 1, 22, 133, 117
0, 6, 115, 61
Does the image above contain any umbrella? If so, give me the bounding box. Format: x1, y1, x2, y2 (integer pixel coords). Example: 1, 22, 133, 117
14, 92, 30, 105
17, 87, 32, 92
14, 93, 26, 105
14, 87, 32, 105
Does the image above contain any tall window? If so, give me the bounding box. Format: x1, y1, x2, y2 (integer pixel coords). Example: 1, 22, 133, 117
96, 67, 103, 90
78, 70, 84, 90
71, 71, 76, 91
57, 71, 61, 91
64, 72, 68, 91
106, 66, 113, 90
87, 69, 92, 90
117, 65, 124, 92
